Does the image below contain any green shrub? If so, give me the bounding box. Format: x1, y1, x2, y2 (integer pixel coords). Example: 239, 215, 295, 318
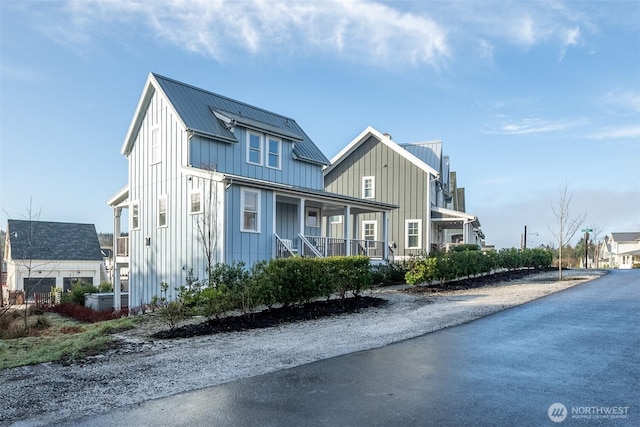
61, 282, 99, 306
371, 261, 409, 286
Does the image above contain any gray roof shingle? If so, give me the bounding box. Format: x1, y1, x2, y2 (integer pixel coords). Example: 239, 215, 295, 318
7, 220, 104, 261
153, 73, 330, 166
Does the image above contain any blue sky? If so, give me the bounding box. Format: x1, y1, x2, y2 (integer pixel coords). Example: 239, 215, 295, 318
1, 0, 639, 249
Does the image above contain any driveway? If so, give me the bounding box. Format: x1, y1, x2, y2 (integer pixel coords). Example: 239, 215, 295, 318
53, 270, 639, 426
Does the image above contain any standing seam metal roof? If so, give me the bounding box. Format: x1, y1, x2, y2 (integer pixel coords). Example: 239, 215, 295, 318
400, 141, 442, 173
152, 73, 329, 165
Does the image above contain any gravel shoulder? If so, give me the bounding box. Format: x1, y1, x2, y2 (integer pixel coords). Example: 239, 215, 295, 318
1, 269, 605, 427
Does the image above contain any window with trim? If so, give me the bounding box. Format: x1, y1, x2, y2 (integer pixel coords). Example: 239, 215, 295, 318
151, 127, 161, 164
306, 207, 320, 227
330, 215, 343, 224
190, 189, 202, 214
267, 136, 281, 169
362, 176, 375, 198
158, 195, 167, 228
131, 202, 140, 230
247, 132, 263, 165
241, 188, 260, 232
363, 220, 377, 241
406, 220, 422, 249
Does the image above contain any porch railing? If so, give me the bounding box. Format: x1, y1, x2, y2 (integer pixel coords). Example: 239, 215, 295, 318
299, 234, 323, 258
274, 233, 297, 258
275, 234, 385, 259
351, 239, 385, 258
116, 236, 129, 257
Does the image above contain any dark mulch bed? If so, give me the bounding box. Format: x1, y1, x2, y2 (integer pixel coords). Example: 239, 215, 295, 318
404, 267, 557, 294
152, 296, 387, 340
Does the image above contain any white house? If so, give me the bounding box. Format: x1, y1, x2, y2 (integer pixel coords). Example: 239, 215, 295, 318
599, 232, 640, 269
3, 220, 105, 301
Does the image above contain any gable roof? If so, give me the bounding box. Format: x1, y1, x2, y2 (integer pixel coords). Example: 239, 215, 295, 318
6, 220, 103, 261
121, 73, 329, 166
325, 126, 439, 177
610, 232, 640, 243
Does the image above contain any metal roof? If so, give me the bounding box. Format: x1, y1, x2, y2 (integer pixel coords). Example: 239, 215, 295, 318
7, 220, 104, 261
610, 232, 640, 242
400, 141, 442, 173
152, 73, 329, 166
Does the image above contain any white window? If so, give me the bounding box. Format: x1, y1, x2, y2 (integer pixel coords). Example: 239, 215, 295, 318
363, 220, 377, 241
151, 127, 161, 164
362, 176, 375, 199
158, 195, 167, 228
190, 189, 202, 214
267, 136, 281, 169
306, 207, 320, 227
330, 215, 343, 224
131, 201, 140, 230
247, 132, 263, 165
241, 188, 260, 232
405, 219, 422, 249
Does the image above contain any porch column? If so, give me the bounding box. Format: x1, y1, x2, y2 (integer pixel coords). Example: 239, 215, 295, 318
426, 175, 432, 256
113, 207, 122, 311
343, 205, 351, 256
299, 198, 306, 244
383, 210, 389, 260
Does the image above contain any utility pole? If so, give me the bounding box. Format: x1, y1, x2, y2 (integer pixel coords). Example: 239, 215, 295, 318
523, 225, 527, 250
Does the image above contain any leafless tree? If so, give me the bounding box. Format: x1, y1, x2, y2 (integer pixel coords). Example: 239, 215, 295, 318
195, 165, 220, 278
548, 184, 586, 279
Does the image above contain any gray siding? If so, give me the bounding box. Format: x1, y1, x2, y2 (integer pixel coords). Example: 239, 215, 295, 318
325, 135, 431, 258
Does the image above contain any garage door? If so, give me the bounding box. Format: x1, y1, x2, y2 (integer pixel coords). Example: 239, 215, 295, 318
23, 278, 56, 299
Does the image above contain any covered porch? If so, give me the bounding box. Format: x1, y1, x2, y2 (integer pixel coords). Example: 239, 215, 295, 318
224, 175, 397, 261
430, 206, 484, 252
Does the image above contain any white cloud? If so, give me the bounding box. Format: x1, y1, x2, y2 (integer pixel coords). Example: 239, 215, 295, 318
484, 117, 588, 135
605, 90, 640, 113
588, 126, 640, 140
54, 0, 450, 68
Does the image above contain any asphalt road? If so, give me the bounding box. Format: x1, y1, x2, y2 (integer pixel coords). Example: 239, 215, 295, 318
56, 270, 639, 426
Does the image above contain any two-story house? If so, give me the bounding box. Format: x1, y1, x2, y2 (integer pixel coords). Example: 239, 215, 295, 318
599, 232, 640, 269
108, 74, 396, 309
324, 126, 484, 259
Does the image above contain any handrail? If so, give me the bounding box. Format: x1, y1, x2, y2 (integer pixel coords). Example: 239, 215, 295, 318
298, 234, 323, 258
274, 233, 297, 258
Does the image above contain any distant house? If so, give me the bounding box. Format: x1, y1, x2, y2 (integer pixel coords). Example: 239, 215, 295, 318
324, 126, 484, 259
108, 73, 396, 309
3, 220, 106, 300
599, 232, 640, 269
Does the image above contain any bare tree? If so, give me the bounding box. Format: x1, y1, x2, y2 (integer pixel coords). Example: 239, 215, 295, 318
195, 165, 220, 279
548, 184, 586, 279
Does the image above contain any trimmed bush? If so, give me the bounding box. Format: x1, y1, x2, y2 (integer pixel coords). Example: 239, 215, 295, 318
405, 247, 553, 285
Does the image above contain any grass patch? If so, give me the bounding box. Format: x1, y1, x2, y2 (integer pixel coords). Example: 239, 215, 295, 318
0, 312, 137, 370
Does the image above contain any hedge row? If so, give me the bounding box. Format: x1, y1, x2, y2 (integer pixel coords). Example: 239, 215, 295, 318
160, 256, 372, 323
405, 247, 553, 285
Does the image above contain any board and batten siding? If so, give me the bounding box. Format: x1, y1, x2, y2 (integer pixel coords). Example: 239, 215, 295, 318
128, 90, 224, 306
189, 126, 324, 190
324, 135, 431, 257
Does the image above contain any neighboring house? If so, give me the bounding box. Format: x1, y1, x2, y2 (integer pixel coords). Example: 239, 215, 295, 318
108, 73, 396, 309
324, 126, 484, 259
599, 232, 640, 269
3, 220, 105, 301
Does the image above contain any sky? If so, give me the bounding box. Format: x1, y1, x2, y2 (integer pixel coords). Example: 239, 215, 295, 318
1, 0, 639, 250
